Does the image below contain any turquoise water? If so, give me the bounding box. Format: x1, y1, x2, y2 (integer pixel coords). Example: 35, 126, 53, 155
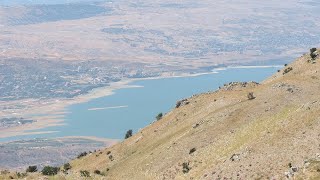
1, 67, 280, 142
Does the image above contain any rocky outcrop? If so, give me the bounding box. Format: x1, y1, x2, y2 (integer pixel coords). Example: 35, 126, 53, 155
219, 81, 259, 91
175, 99, 190, 108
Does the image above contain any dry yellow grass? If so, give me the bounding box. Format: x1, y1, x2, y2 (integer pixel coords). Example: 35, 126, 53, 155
2, 50, 320, 179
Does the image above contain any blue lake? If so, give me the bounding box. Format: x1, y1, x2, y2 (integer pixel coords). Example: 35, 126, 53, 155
1, 66, 281, 142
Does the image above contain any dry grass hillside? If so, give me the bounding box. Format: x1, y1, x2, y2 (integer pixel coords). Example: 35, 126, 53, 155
1, 49, 320, 180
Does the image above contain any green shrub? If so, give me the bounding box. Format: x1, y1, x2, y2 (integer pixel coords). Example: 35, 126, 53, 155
156, 113, 163, 120
94, 170, 101, 175
80, 170, 90, 177
41, 166, 59, 176
189, 148, 196, 154
63, 163, 71, 171
283, 67, 293, 75
125, 129, 133, 139
310, 48, 317, 59
182, 162, 191, 174
26, 165, 37, 173
77, 152, 87, 159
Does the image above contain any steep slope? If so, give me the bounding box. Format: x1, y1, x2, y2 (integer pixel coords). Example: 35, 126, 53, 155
66, 49, 320, 179
2, 49, 320, 179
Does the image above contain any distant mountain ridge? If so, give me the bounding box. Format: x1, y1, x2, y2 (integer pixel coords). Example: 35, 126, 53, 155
0, 0, 105, 6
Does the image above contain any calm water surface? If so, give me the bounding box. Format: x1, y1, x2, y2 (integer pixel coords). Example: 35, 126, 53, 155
1, 67, 280, 142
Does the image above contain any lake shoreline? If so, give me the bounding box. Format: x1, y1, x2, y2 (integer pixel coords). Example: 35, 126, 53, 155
0, 64, 282, 142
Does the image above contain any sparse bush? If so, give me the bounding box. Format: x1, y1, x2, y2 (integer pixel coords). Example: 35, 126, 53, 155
63, 163, 71, 171
247, 92, 255, 100
80, 170, 90, 177
311, 48, 317, 53
77, 152, 88, 159
189, 148, 196, 154
106, 151, 111, 155
283, 67, 293, 75
94, 170, 101, 175
310, 48, 317, 59
26, 165, 37, 173
156, 113, 163, 120
41, 166, 59, 176
109, 155, 114, 161
311, 54, 317, 59
16, 172, 27, 178
125, 129, 133, 139
182, 162, 191, 174
284, 64, 288, 66
176, 101, 183, 108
